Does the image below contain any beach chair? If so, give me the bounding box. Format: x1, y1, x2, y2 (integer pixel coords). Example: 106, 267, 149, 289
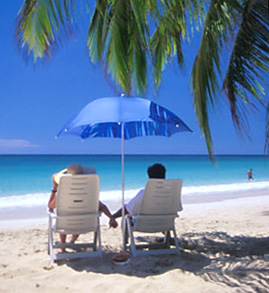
124, 179, 183, 257
48, 174, 102, 262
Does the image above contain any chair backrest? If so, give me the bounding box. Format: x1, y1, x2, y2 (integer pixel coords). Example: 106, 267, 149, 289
56, 174, 99, 217
139, 179, 183, 215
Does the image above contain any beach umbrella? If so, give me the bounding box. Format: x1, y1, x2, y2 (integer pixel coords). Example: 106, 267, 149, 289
56, 96, 192, 248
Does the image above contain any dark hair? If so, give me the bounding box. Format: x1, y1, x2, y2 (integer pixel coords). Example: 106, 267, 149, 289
147, 163, 166, 179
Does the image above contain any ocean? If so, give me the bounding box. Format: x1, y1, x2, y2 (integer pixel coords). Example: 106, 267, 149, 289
0, 155, 269, 209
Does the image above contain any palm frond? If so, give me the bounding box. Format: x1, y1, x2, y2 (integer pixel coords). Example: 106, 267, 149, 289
223, 0, 269, 136
150, 0, 204, 93
87, 0, 204, 95
87, 0, 110, 62
184, 0, 206, 37
88, 0, 149, 95
16, 0, 79, 60
106, 0, 132, 94
191, 0, 242, 158
150, 2, 184, 93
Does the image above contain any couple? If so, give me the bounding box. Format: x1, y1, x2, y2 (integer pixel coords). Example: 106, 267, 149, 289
48, 162, 166, 245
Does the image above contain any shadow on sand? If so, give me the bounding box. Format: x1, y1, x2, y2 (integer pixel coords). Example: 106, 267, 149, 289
55, 232, 269, 292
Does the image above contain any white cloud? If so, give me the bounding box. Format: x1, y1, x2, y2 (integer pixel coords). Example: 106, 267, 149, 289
0, 139, 39, 148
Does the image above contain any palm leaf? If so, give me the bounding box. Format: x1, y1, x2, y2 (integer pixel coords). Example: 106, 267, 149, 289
87, 0, 204, 95
87, 0, 110, 62
150, 3, 184, 93
150, 0, 205, 93
88, 0, 149, 95
191, 0, 242, 159
16, 0, 80, 60
223, 0, 269, 145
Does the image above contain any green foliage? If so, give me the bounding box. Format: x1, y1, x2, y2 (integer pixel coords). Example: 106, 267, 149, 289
16, 0, 269, 156
16, 0, 79, 60
16, 0, 204, 95
191, 0, 268, 156
88, 0, 149, 95
223, 0, 269, 133
191, 0, 242, 158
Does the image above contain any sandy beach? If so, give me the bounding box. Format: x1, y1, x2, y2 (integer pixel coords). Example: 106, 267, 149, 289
0, 191, 269, 293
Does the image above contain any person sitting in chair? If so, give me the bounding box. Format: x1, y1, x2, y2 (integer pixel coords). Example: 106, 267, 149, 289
109, 163, 166, 227
48, 163, 118, 247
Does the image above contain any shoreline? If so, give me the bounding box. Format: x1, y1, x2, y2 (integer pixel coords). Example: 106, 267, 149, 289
1, 186, 269, 230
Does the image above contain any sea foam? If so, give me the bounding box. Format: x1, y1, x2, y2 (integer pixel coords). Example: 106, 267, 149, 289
0, 181, 268, 209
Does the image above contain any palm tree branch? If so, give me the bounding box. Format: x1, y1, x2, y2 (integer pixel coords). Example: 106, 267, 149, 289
88, 0, 149, 95
191, 0, 242, 158
129, 1, 148, 94
16, 0, 79, 60
87, 0, 110, 62
150, 0, 204, 93
107, 0, 132, 94
150, 2, 185, 93
223, 0, 269, 138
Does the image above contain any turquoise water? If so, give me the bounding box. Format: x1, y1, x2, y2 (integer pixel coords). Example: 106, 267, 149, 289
1, 154, 269, 197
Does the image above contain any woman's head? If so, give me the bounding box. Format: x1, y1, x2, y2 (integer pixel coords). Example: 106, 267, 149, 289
66, 163, 84, 175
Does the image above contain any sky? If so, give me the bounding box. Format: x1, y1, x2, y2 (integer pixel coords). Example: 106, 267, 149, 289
0, 1, 268, 156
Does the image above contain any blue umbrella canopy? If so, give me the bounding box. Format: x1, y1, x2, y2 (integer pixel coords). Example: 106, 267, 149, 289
57, 97, 192, 139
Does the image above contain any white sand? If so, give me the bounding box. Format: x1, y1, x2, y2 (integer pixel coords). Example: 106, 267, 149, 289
0, 193, 268, 293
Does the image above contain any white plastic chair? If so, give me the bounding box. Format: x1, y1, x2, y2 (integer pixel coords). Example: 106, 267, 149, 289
124, 179, 183, 257
48, 174, 102, 261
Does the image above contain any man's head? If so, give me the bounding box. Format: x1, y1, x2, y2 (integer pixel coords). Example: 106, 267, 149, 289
147, 163, 166, 179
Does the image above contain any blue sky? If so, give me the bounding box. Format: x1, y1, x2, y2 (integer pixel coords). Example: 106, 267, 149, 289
0, 1, 267, 155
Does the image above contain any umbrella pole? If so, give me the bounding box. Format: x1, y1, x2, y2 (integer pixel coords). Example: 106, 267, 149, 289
121, 122, 126, 251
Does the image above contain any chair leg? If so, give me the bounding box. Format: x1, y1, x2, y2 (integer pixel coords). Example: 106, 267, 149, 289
93, 231, 97, 251
163, 231, 171, 248
48, 217, 56, 261
172, 228, 180, 253
48, 226, 51, 255
48, 216, 53, 254
96, 218, 102, 257
126, 217, 137, 256
124, 218, 131, 250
